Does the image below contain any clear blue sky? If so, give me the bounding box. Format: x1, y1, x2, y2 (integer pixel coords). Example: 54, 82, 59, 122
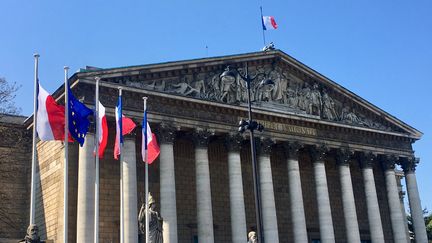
1, 0, 431, 212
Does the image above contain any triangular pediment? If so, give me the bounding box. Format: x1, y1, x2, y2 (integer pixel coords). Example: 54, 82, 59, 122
75, 50, 421, 139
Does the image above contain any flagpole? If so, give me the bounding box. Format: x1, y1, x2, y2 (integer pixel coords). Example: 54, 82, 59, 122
143, 97, 149, 243
119, 88, 124, 243
94, 77, 100, 243
30, 53, 40, 225
260, 6, 266, 46
63, 66, 69, 243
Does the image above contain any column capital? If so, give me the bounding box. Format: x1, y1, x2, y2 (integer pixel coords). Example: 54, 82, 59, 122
283, 141, 303, 159
335, 148, 354, 166
309, 144, 330, 162
157, 123, 177, 144
358, 152, 377, 169
257, 137, 275, 155
192, 128, 214, 148
400, 156, 419, 173
224, 133, 243, 152
380, 154, 398, 171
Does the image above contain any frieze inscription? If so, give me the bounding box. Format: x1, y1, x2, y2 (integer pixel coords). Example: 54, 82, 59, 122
241, 118, 317, 136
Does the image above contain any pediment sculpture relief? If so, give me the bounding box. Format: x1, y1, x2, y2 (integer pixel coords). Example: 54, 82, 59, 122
125, 66, 391, 131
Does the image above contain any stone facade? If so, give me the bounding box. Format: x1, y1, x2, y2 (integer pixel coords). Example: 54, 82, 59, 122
0, 115, 32, 242
2, 50, 427, 243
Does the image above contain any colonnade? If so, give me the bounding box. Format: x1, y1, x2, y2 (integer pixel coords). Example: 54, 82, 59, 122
75, 127, 427, 243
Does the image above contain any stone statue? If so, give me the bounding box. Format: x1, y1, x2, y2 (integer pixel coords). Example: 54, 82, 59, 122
192, 74, 206, 98
19, 224, 45, 243
170, 79, 199, 97
248, 231, 258, 243
274, 71, 289, 103
341, 107, 361, 125
286, 86, 299, 108
219, 69, 238, 103
139, 193, 163, 243
237, 73, 249, 103
298, 83, 312, 112
256, 78, 275, 102
322, 91, 337, 120
207, 72, 222, 100
154, 80, 166, 92
309, 83, 322, 116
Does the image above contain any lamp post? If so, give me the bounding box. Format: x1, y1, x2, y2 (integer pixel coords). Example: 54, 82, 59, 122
220, 63, 273, 243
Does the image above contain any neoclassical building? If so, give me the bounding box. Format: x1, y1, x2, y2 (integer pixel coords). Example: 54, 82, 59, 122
24, 50, 427, 242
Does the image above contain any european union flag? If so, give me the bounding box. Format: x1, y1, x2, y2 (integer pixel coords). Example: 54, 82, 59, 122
68, 83, 93, 146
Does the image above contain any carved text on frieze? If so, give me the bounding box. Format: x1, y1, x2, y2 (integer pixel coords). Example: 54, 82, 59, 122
242, 118, 317, 136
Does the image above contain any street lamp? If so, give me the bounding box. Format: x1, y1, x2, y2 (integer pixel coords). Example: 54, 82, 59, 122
220, 63, 274, 243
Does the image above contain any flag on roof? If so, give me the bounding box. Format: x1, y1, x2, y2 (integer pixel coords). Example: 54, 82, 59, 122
262, 16, 278, 30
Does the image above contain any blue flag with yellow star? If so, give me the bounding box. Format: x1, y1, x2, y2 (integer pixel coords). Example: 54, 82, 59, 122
67, 83, 93, 146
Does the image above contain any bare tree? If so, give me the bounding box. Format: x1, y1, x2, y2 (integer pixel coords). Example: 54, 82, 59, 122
0, 77, 21, 116
0, 77, 28, 238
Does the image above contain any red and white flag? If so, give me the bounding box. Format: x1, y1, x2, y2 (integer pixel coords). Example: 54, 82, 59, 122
262, 16, 278, 30
141, 112, 160, 164
96, 101, 108, 158
36, 82, 67, 141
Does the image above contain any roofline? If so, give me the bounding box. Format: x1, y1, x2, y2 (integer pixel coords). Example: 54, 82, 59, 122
73, 51, 275, 77
29, 49, 422, 139
274, 50, 422, 138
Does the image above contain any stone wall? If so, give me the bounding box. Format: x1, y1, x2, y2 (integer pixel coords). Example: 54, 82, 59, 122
98, 124, 122, 242
34, 140, 79, 243
0, 115, 32, 241
174, 137, 197, 243
271, 146, 293, 242
299, 150, 321, 241
241, 141, 258, 236
208, 138, 231, 243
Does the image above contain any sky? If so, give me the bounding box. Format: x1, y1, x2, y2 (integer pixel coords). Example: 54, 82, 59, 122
1, 0, 431, 212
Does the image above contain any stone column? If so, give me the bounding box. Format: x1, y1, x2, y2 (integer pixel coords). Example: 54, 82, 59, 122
193, 129, 214, 243
284, 142, 308, 243
158, 124, 178, 243
401, 157, 428, 243
381, 156, 409, 243
76, 133, 95, 242
336, 149, 361, 243
225, 134, 247, 243
310, 145, 335, 243
257, 138, 279, 242
123, 135, 138, 243
396, 172, 411, 241
359, 152, 385, 243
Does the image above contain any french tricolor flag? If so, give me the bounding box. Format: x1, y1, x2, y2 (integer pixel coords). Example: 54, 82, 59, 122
114, 94, 136, 160
262, 16, 278, 30
142, 110, 160, 164
36, 81, 67, 141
